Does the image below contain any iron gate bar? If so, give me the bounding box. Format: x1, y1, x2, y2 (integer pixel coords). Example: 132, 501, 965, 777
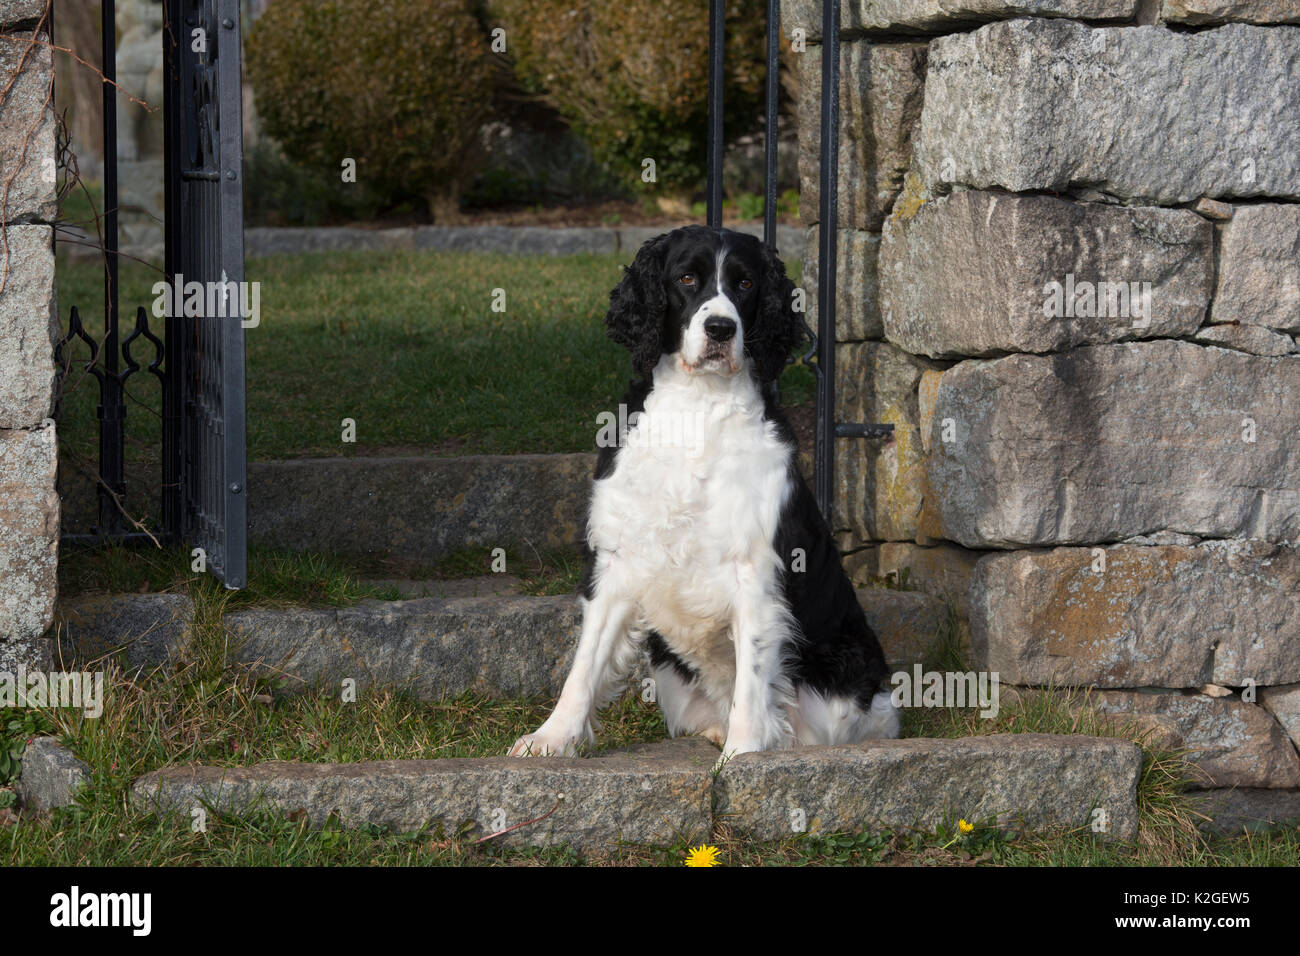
162, 0, 248, 589
837, 423, 896, 439
763, 0, 779, 245
702, 0, 893, 526
809, 0, 894, 522
706, 0, 725, 229
813, 0, 840, 519
162, 0, 183, 542
98, 0, 125, 536
215, 0, 249, 590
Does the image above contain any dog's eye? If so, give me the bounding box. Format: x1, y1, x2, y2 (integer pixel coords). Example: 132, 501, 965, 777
739, 278, 754, 290
678, 274, 697, 286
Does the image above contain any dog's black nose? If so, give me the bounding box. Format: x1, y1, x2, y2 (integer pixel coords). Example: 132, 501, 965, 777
704, 316, 737, 342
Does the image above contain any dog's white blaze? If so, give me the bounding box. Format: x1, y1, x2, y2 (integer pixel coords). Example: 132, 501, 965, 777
680, 250, 743, 371
681, 292, 743, 371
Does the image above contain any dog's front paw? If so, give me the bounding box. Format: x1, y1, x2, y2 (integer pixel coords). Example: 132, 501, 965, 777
712, 736, 763, 771
507, 730, 580, 757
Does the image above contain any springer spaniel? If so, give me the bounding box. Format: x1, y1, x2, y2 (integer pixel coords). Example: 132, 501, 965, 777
509, 226, 899, 761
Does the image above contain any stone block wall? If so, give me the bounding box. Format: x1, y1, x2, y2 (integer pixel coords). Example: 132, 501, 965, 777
789, 0, 1300, 787
0, 0, 59, 672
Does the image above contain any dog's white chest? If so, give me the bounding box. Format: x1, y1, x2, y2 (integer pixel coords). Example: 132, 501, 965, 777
587, 365, 791, 681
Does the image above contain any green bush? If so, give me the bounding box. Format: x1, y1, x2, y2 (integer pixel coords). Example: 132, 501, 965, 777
462, 123, 627, 208
246, 0, 494, 220
243, 139, 390, 227
490, 0, 770, 195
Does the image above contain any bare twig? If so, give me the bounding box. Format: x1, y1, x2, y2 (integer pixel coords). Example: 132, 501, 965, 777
473, 797, 565, 845
59, 447, 164, 548
0, 28, 157, 111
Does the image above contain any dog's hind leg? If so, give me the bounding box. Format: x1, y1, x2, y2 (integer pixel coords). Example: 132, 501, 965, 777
653, 663, 727, 747
508, 590, 636, 757
789, 686, 900, 746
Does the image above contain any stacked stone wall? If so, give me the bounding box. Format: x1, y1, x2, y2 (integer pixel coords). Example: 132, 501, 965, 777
788, 0, 1300, 787
0, 0, 58, 672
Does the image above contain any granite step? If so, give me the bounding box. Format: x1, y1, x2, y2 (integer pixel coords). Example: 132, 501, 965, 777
128, 734, 1143, 850
56, 588, 947, 698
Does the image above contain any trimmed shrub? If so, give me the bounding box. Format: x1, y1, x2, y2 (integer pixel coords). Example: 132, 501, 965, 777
463, 122, 626, 208
490, 0, 769, 195
246, 0, 494, 219
243, 139, 389, 227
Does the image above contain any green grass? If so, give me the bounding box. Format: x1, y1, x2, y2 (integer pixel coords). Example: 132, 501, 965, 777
58, 540, 586, 605
58, 542, 405, 608
7, 653, 1297, 865
54, 249, 814, 473
6, 581, 1299, 866
363, 544, 587, 597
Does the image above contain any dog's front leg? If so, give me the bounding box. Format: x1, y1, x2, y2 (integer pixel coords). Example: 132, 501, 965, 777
719, 576, 795, 763
508, 591, 634, 757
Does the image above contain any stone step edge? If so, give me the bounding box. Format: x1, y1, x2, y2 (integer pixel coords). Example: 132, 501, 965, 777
66, 224, 809, 262
57, 591, 1296, 789
54, 588, 947, 695
128, 734, 1143, 849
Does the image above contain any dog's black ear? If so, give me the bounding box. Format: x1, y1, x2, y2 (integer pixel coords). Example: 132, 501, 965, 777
605, 233, 671, 377
748, 243, 804, 385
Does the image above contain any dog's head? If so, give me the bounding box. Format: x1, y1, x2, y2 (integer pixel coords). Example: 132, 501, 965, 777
605, 225, 803, 384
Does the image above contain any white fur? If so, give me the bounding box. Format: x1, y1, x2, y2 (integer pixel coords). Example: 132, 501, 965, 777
789, 687, 900, 746
509, 355, 798, 758
680, 251, 744, 373
681, 294, 743, 372
508, 259, 900, 758
653, 663, 726, 746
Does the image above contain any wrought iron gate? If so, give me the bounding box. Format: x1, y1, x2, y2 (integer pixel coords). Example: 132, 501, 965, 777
55, 0, 248, 589
704, 0, 892, 522
163, 0, 248, 588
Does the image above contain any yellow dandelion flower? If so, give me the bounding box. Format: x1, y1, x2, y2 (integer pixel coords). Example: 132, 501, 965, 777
685, 844, 721, 867
958, 819, 974, 834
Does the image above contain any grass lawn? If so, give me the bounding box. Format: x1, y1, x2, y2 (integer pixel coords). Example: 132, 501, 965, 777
57, 540, 586, 604
54, 249, 813, 471
7, 565, 1300, 866
7, 667, 1297, 865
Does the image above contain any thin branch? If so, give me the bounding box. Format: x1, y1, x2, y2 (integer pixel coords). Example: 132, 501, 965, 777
473, 798, 565, 844
0, 29, 158, 112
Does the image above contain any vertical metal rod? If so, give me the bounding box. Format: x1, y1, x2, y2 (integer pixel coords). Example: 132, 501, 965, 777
161, 0, 182, 541
763, 0, 779, 247
814, 0, 840, 523
218, 0, 249, 589
100, 0, 125, 535
706, 0, 724, 230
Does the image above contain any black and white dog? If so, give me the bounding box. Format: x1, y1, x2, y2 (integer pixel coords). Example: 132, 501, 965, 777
509, 226, 898, 761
